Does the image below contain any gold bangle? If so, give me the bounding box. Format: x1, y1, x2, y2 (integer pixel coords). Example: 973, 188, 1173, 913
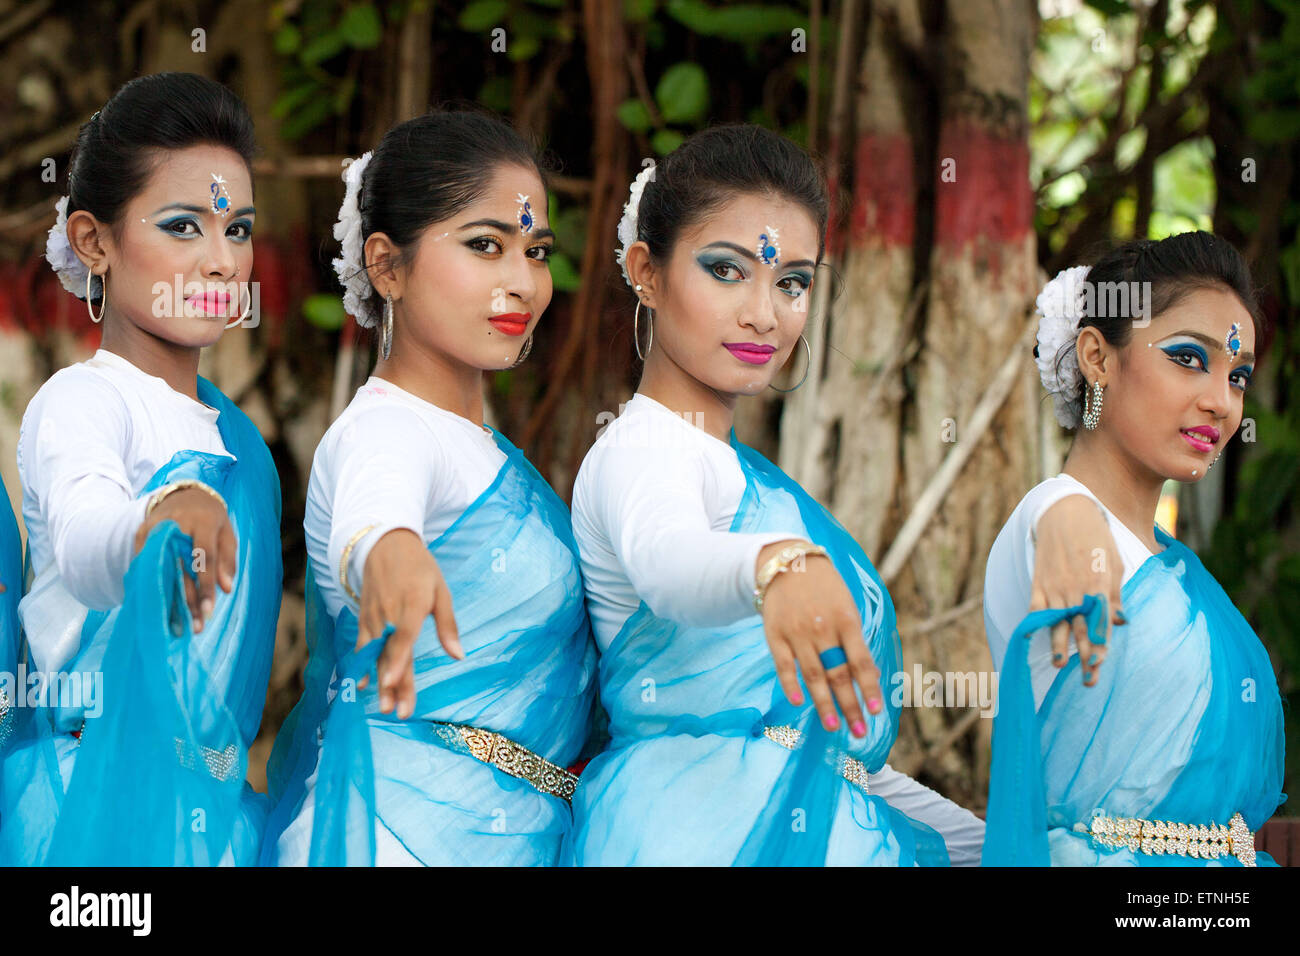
753, 541, 829, 614
339, 524, 377, 605
144, 479, 226, 519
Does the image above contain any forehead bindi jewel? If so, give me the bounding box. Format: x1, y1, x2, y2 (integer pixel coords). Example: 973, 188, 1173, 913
1225, 322, 1242, 360
516, 194, 533, 234
210, 173, 232, 218
757, 226, 780, 268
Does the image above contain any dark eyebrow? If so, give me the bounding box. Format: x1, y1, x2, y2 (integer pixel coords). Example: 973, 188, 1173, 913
458, 218, 555, 241
149, 203, 256, 218
700, 241, 814, 271
1162, 330, 1255, 365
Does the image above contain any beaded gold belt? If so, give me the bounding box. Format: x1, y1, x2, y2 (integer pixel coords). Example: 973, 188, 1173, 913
1083, 810, 1257, 866
762, 725, 871, 795
431, 721, 578, 803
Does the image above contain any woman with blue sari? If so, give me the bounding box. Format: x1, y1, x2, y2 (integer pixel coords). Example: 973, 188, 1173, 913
261, 111, 595, 866
0, 477, 21, 752
0, 73, 282, 866
983, 232, 1287, 866
568, 125, 991, 865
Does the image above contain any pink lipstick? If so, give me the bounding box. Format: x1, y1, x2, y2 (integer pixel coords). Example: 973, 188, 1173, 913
724, 342, 776, 365
1180, 425, 1219, 452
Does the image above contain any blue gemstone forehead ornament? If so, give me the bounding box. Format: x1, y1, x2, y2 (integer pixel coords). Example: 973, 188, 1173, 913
516, 193, 533, 234
757, 225, 781, 268
209, 173, 232, 218
1225, 321, 1242, 360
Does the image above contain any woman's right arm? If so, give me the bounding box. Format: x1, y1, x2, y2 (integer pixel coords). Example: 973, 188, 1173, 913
595, 446, 881, 735
325, 409, 463, 719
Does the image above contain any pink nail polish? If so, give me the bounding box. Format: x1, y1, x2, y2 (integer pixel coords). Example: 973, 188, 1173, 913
825, 713, 839, 730
791, 693, 804, 706
867, 697, 882, 714
851, 720, 866, 736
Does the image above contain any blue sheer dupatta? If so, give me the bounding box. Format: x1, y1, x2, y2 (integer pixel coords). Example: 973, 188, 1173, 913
984, 526, 1286, 866
0, 377, 282, 865
569, 431, 949, 866
261, 427, 596, 866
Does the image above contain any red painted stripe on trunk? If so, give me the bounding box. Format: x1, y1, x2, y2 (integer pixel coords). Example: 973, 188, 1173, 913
934, 118, 1032, 247
845, 132, 916, 250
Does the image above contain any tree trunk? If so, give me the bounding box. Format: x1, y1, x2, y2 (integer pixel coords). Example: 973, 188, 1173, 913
780, 0, 1040, 807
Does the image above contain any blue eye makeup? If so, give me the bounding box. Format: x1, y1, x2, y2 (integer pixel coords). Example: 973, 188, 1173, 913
696, 251, 746, 283
157, 215, 200, 237
1159, 341, 1210, 372
777, 271, 813, 297
227, 219, 253, 242
1230, 364, 1253, 390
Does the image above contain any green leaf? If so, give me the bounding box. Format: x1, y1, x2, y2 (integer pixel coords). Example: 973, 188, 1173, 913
273, 23, 301, 55
300, 30, 347, 65
459, 0, 509, 30
655, 62, 709, 124
624, 0, 657, 22
651, 128, 685, 155
271, 82, 319, 120
303, 293, 347, 331
340, 4, 383, 48
478, 75, 513, 113
616, 98, 654, 133
547, 251, 582, 293
279, 94, 334, 140
507, 33, 542, 61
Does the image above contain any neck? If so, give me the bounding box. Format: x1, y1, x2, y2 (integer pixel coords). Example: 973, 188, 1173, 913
1061, 430, 1165, 552
99, 314, 202, 401
372, 329, 485, 424
637, 348, 736, 444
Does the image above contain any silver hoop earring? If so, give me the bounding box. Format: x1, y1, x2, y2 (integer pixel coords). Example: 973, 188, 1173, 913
769, 334, 811, 393
633, 299, 653, 361
226, 282, 252, 329
509, 333, 533, 368
86, 270, 106, 324
381, 294, 394, 361
1082, 380, 1105, 430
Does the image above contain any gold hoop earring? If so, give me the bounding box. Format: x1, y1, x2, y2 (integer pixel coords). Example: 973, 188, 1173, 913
769, 334, 811, 393
633, 299, 653, 361
381, 294, 394, 361
1082, 380, 1105, 430
226, 282, 252, 329
86, 270, 106, 324
509, 333, 533, 368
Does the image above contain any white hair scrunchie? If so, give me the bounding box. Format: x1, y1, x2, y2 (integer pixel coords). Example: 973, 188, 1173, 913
332, 151, 377, 328
1035, 264, 1093, 429
45, 195, 93, 299
614, 162, 657, 288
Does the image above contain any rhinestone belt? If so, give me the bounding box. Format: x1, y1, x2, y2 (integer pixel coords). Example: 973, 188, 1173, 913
762, 724, 871, 795
432, 722, 578, 803
1083, 810, 1257, 866
0, 688, 13, 748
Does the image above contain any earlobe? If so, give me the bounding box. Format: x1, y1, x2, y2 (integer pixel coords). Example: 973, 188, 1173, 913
625, 241, 656, 307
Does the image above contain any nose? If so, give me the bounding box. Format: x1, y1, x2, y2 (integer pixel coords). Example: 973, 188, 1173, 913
739, 283, 779, 336
501, 249, 539, 308
1198, 368, 1235, 420
200, 230, 239, 281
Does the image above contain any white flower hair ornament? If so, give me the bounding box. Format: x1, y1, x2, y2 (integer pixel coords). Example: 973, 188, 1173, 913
45, 195, 93, 299
615, 162, 657, 288
332, 151, 378, 328
1035, 264, 1092, 429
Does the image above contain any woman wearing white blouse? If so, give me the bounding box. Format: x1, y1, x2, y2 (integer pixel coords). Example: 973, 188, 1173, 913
983, 233, 1285, 866
262, 111, 595, 866
566, 125, 989, 865
0, 73, 282, 866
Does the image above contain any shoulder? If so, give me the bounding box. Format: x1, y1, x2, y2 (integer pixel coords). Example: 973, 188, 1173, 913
19, 363, 131, 459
